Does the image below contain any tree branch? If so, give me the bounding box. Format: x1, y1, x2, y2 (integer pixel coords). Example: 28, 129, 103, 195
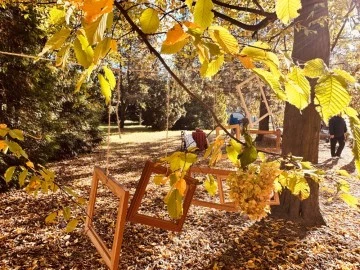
212, 0, 270, 16
213, 10, 277, 32
331, 1, 356, 52
114, 2, 246, 146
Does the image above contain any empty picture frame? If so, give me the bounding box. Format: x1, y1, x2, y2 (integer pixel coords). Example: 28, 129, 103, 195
189, 166, 280, 210
85, 166, 129, 270
127, 160, 197, 232
189, 166, 238, 212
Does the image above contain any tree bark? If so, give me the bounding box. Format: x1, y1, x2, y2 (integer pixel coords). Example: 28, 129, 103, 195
271, 0, 330, 226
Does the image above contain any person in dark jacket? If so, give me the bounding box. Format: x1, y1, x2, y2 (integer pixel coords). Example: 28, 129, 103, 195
329, 114, 347, 158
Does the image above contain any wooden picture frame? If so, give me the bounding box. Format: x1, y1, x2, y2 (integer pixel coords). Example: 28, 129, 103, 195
189, 166, 238, 212
85, 167, 129, 270
189, 166, 280, 211
127, 160, 197, 232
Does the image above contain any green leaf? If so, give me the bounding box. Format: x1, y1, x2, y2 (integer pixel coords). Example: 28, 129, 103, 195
8, 129, 24, 141
98, 74, 111, 105
202, 54, 224, 78
4, 166, 16, 183
65, 219, 78, 233
276, 0, 301, 24
339, 193, 359, 208
45, 212, 58, 224
49, 6, 65, 25
194, 0, 214, 30
208, 26, 239, 54
165, 189, 183, 219
204, 175, 218, 196
18, 169, 28, 187
39, 28, 71, 56
140, 8, 160, 34
239, 146, 257, 168
103, 66, 116, 90
303, 58, 327, 78
333, 69, 356, 83
314, 75, 351, 122
253, 68, 286, 101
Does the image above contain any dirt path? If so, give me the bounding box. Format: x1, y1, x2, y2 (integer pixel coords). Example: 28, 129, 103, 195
0, 130, 359, 270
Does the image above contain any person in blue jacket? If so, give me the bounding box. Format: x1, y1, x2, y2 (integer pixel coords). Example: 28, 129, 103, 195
329, 114, 347, 158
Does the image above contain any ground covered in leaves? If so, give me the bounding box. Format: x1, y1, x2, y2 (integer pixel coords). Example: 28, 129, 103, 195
0, 126, 359, 269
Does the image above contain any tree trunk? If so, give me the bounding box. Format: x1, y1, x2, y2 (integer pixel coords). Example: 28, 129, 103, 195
271, 0, 330, 226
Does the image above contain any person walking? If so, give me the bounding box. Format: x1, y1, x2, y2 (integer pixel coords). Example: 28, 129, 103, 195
329, 114, 347, 158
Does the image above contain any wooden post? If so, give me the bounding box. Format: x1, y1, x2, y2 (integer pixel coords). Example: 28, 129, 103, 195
85, 167, 129, 270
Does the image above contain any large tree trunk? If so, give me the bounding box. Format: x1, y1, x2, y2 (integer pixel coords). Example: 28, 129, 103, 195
271, 0, 330, 226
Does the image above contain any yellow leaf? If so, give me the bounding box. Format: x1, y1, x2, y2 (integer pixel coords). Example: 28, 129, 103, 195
8, 129, 24, 141
194, 0, 214, 30
185, 0, 193, 11
140, 8, 160, 34
4, 166, 16, 183
276, 0, 302, 24
208, 26, 239, 54
65, 219, 79, 232
93, 38, 111, 64
75, 64, 95, 92
84, 13, 109, 45
196, 43, 210, 64
204, 175, 218, 196
285, 80, 310, 111
238, 55, 254, 69
18, 169, 28, 187
303, 58, 326, 78
154, 174, 168, 185
49, 6, 65, 25
56, 44, 71, 69
98, 74, 111, 105
174, 178, 187, 196
202, 54, 224, 78
161, 39, 189, 54
103, 66, 116, 89
26, 161, 34, 168
314, 75, 351, 123
39, 28, 71, 56
337, 170, 350, 177
339, 193, 359, 208
45, 212, 58, 224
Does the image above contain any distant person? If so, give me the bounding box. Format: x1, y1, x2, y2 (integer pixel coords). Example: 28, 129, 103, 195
329, 114, 347, 158
192, 128, 209, 151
